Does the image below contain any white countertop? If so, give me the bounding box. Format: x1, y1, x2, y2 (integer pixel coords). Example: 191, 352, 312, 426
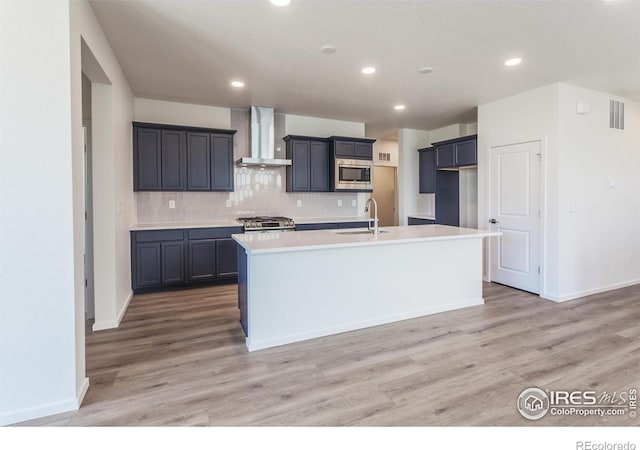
132, 216, 369, 231
233, 225, 500, 255
408, 215, 436, 221
131, 220, 242, 231
294, 216, 369, 224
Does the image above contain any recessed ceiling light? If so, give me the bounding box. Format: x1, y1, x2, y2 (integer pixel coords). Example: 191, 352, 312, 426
504, 57, 522, 66
394, 105, 406, 111
361, 67, 376, 75
230, 80, 245, 88
321, 45, 336, 54
270, 0, 291, 6
418, 67, 433, 74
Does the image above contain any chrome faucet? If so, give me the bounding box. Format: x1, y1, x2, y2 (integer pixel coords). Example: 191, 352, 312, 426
364, 197, 379, 235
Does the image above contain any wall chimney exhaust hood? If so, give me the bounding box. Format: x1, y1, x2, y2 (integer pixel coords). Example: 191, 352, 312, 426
237, 106, 291, 167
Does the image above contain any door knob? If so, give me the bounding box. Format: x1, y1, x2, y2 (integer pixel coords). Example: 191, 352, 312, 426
489, 219, 499, 224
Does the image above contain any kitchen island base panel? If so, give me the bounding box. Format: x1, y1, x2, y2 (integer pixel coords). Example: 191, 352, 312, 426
242, 237, 483, 352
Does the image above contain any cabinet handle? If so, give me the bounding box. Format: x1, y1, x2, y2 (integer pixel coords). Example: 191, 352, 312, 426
489, 219, 499, 224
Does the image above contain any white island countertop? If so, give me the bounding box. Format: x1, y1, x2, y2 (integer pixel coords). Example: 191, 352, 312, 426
233, 224, 499, 255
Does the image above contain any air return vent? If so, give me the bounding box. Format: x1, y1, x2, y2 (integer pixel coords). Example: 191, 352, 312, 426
609, 100, 624, 130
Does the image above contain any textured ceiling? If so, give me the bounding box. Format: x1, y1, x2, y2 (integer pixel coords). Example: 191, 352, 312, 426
89, 0, 640, 139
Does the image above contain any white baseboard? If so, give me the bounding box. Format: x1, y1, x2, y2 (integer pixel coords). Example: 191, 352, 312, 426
76, 377, 90, 408
0, 378, 90, 426
0, 397, 77, 426
92, 291, 133, 331
541, 279, 640, 303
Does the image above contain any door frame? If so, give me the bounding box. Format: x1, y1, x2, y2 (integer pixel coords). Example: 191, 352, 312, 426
486, 136, 547, 296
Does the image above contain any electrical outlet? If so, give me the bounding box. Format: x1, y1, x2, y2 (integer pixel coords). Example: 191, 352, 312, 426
351, 199, 356, 207
296, 199, 302, 207
225, 200, 232, 207
338, 199, 343, 207
169, 200, 175, 209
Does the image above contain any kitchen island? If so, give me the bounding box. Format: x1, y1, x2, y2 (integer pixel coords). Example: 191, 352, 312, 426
233, 225, 499, 351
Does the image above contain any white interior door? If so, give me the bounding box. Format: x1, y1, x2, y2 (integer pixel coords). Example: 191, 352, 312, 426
489, 141, 541, 294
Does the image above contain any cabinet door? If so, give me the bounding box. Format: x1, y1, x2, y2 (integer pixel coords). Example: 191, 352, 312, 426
436, 144, 455, 168
216, 238, 238, 278
408, 217, 435, 225
161, 130, 186, 191
187, 132, 211, 191
188, 239, 216, 281
310, 141, 329, 192
334, 141, 354, 157
135, 242, 161, 287
419, 148, 436, 193
337, 221, 370, 229
135, 128, 162, 191
161, 241, 185, 285
354, 142, 373, 159
454, 139, 477, 166
211, 134, 234, 191
295, 223, 339, 231
435, 171, 460, 226
291, 140, 311, 191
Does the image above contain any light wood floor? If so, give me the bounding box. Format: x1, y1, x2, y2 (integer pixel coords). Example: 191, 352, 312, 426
18, 282, 640, 426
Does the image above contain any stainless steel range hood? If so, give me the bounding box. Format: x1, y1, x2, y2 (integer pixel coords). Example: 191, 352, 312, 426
237, 106, 291, 167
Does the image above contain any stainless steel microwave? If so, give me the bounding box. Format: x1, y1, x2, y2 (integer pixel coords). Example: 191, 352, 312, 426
334, 158, 373, 191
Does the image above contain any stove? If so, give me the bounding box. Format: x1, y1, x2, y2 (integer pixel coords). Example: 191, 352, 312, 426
238, 216, 296, 233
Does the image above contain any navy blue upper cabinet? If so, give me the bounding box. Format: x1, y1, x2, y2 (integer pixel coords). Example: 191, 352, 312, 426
454, 139, 477, 166
310, 141, 330, 191
134, 127, 162, 191
328, 136, 375, 160
161, 130, 186, 191
418, 147, 436, 193
211, 134, 234, 191
187, 132, 211, 191
133, 122, 236, 192
433, 135, 477, 169
285, 135, 330, 192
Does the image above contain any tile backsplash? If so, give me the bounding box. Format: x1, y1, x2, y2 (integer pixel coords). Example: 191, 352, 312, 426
136, 167, 364, 223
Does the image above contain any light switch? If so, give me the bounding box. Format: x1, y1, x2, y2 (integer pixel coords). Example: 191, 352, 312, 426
296, 199, 302, 207
352, 199, 356, 207
225, 200, 232, 207
169, 200, 175, 209
338, 199, 343, 207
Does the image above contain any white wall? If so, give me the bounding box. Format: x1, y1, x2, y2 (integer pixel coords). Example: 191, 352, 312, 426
398, 129, 430, 225
284, 114, 364, 138
71, 1, 136, 332
478, 82, 640, 301
478, 84, 560, 295
555, 83, 640, 299
373, 139, 399, 167
134, 98, 230, 129
0, 1, 79, 425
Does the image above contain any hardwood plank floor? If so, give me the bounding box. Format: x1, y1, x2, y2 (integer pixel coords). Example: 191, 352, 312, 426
16, 282, 640, 426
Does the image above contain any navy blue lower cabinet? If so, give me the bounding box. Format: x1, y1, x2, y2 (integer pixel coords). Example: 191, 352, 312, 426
131, 226, 242, 293
408, 217, 435, 225
435, 171, 460, 226
135, 242, 162, 287
216, 238, 239, 278
161, 241, 185, 284
295, 223, 338, 231
188, 239, 216, 281
337, 221, 370, 229
237, 246, 248, 337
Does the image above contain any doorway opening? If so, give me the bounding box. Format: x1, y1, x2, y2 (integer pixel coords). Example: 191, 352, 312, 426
372, 166, 397, 227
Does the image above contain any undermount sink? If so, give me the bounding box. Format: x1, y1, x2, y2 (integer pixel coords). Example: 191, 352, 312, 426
335, 229, 388, 236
